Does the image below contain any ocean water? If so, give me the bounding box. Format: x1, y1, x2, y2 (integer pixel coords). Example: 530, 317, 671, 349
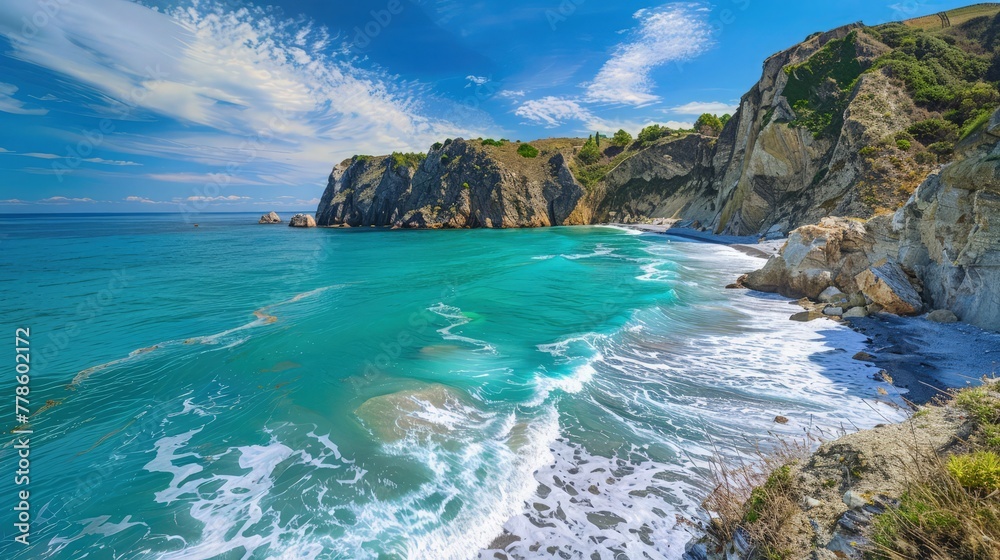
0, 213, 907, 559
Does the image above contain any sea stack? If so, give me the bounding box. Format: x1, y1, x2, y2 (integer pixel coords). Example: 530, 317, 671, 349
289, 213, 317, 228
258, 211, 282, 224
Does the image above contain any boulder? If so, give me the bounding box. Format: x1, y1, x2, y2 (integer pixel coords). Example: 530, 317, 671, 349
289, 214, 317, 228
823, 307, 844, 316
843, 307, 869, 318
818, 286, 848, 304
926, 309, 959, 323
258, 211, 281, 224
744, 217, 876, 299
855, 260, 923, 316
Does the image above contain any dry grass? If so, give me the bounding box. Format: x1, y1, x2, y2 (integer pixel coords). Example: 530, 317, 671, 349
703, 435, 815, 559
867, 381, 1000, 560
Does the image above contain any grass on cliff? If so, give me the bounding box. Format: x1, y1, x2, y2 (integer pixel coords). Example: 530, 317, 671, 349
867, 381, 1000, 560
703, 436, 814, 560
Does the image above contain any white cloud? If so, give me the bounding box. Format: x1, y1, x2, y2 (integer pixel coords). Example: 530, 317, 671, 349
0, 0, 496, 185
39, 196, 96, 203
668, 101, 739, 115
0, 198, 26, 204
0, 147, 10, 152
185, 195, 250, 202
0, 82, 48, 115
5, 151, 141, 166
585, 4, 714, 106
124, 196, 158, 203
515, 96, 594, 128
465, 75, 489, 87
497, 89, 526, 100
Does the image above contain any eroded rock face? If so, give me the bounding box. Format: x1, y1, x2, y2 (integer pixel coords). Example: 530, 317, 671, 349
289, 214, 317, 228
316, 139, 586, 228
743, 109, 1000, 330
743, 217, 877, 299
258, 211, 281, 224
893, 126, 1000, 331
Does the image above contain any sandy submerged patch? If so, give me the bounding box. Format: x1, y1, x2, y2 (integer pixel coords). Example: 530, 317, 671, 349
354, 383, 487, 442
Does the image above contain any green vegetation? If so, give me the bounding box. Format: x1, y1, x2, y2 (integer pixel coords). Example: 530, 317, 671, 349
783, 31, 864, 137
869, 383, 1000, 559
611, 129, 632, 147
637, 124, 673, 145
431, 142, 443, 151
907, 118, 958, 144
354, 155, 373, 163
896, 139, 911, 151
440, 154, 450, 164
694, 113, 724, 136
462, 182, 470, 189
390, 152, 426, 169
868, 20, 999, 142
572, 150, 631, 189
947, 452, 1000, 492
576, 135, 601, 165
720, 113, 732, 127
480, 138, 506, 147
516, 143, 539, 158
744, 465, 793, 524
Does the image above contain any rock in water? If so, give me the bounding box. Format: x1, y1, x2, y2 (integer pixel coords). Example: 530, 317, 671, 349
258, 211, 281, 224
855, 260, 923, 316
289, 214, 317, 228
926, 309, 959, 323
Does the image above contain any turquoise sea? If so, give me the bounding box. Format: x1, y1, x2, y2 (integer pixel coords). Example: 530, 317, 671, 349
0, 213, 906, 559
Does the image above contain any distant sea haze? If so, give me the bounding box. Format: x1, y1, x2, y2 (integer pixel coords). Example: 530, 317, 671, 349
0, 213, 905, 559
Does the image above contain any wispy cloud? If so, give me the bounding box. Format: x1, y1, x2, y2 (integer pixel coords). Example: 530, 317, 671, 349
668, 101, 739, 115
0, 83, 48, 115
124, 196, 159, 203
39, 196, 96, 203
515, 3, 715, 130
465, 75, 489, 87
515, 97, 594, 128
8, 151, 141, 166
584, 4, 714, 106
185, 195, 250, 202
0, 0, 496, 190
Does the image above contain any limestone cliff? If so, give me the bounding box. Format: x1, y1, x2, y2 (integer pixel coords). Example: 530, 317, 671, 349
316, 139, 586, 228
743, 107, 1000, 331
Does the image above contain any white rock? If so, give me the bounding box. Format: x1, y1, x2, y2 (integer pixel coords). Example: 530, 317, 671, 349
818, 286, 847, 303
843, 307, 868, 318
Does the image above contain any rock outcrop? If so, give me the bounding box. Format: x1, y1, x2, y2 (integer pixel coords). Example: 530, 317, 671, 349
743, 108, 1000, 330
258, 211, 281, 224
289, 214, 316, 228
316, 139, 587, 228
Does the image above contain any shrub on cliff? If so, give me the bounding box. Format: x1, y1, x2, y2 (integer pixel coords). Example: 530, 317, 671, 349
576, 136, 601, 165
907, 118, 958, 144
391, 152, 426, 169
611, 129, 632, 147
694, 113, 724, 137
637, 124, 670, 145
516, 143, 539, 158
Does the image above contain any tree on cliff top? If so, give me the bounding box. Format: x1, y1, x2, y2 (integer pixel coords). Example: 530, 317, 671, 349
611, 129, 633, 147
695, 113, 724, 137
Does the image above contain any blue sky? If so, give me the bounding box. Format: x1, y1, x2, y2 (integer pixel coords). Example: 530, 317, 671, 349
0, 0, 978, 212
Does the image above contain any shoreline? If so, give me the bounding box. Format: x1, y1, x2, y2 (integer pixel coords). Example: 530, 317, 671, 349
615, 221, 1000, 405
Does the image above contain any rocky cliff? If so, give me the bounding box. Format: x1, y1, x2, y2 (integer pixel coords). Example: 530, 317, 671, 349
316, 138, 587, 228
744, 107, 1000, 331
